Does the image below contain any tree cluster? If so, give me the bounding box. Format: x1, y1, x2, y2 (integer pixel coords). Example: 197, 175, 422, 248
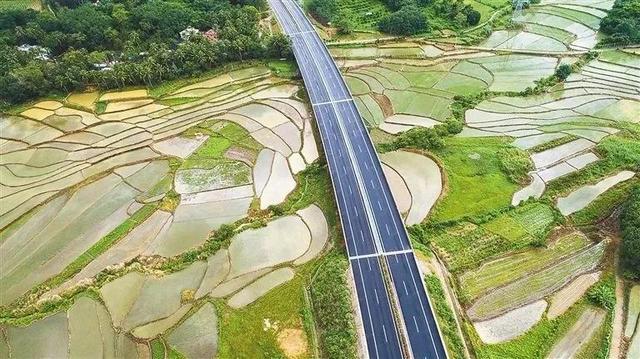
621, 185, 640, 279
0, 0, 290, 107
378, 5, 429, 35
383, 119, 462, 151
554, 63, 572, 80
308, 0, 338, 24
432, 0, 481, 26
377, 0, 480, 36
599, 0, 640, 45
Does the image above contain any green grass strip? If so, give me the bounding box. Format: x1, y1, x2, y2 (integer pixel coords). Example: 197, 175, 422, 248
424, 275, 466, 359
39, 203, 158, 292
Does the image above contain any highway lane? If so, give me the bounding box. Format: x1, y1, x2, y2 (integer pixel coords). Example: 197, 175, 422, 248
352, 256, 403, 358
269, 0, 448, 357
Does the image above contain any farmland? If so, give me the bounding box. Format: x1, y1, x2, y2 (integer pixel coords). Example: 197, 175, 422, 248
0, 63, 349, 358
1, 0, 639, 355
332, 0, 638, 356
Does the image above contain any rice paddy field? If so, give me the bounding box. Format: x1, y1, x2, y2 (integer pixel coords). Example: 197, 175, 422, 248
0, 63, 343, 358
2, 0, 638, 356
481, 0, 614, 52
334, 4, 637, 354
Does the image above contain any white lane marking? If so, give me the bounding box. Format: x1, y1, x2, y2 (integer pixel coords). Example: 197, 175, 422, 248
344, 102, 410, 251
367, 257, 372, 271
357, 143, 363, 152
360, 229, 365, 243
275, 3, 405, 356
311, 98, 353, 106
351, 258, 380, 358
354, 206, 359, 217
386, 223, 391, 236
413, 316, 420, 333
382, 324, 389, 343
402, 253, 442, 359
374, 288, 380, 304
289, 30, 316, 35
378, 200, 383, 211
313, 105, 363, 259
403, 281, 409, 296
348, 249, 412, 260
370, 179, 376, 189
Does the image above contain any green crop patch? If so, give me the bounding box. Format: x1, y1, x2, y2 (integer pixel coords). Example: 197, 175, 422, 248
430, 137, 519, 222
473, 302, 589, 359
460, 232, 590, 299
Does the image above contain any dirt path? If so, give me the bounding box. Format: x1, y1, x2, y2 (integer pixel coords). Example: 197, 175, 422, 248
610, 248, 625, 359
547, 308, 606, 359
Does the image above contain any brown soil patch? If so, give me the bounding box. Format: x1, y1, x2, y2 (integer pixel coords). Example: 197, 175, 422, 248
371, 93, 394, 118
277, 328, 308, 358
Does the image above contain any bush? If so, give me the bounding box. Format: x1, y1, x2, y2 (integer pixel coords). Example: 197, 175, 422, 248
378, 5, 429, 35
391, 127, 444, 151
497, 147, 533, 184
466, 9, 481, 25
555, 64, 572, 80
308, 0, 338, 24
424, 275, 466, 358
265, 33, 292, 59
621, 185, 640, 279
586, 277, 616, 310
334, 14, 354, 34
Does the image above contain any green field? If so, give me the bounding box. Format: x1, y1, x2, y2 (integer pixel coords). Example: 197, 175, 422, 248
0, 0, 40, 10
467, 241, 605, 319
430, 137, 520, 222
460, 232, 589, 299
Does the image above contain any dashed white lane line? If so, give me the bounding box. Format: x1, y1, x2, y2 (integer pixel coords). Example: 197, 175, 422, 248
311, 98, 353, 106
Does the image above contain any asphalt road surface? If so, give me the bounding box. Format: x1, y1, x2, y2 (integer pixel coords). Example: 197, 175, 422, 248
268, 0, 448, 357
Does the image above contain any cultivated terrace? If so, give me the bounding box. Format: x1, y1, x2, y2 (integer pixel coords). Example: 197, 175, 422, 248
0, 0, 638, 357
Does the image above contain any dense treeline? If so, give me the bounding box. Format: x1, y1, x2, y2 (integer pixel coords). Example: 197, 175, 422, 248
621, 185, 640, 279
378, 0, 480, 35
0, 0, 291, 107
308, 0, 480, 36
599, 0, 640, 45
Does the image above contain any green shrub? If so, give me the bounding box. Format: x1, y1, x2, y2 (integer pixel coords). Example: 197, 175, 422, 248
587, 277, 616, 310
497, 147, 533, 184
599, 0, 640, 45
267, 204, 285, 216
309, 0, 339, 23
466, 9, 481, 25
334, 14, 354, 34
555, 64, 572, 80
621, 185, 640, 279
391, 127, 444, 151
